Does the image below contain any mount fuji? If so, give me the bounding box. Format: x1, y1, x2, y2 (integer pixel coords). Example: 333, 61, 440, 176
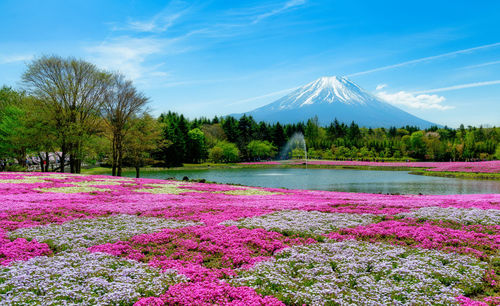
232, 76, 438, 128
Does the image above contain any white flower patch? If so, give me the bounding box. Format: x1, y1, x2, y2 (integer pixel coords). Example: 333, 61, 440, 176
233, 240, 487, 305
398, 206, 500, 225
9, 215, 200, 251
0, 175, 62, 184
215, 189, 282, 196
134, 182, 202, 194
35, 178, 137, 193
222, 210, 377, 235
0, 251, 186, 305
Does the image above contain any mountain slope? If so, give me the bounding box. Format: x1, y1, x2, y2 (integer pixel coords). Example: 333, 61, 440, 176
232, 76, 438, 128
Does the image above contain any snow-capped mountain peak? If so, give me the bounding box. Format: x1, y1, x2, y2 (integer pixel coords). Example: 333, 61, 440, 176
279, 76, 372, 109
231, 76, 438, 128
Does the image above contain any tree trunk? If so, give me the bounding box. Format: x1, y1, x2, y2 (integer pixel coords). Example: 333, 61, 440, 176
60, 149, 66, 173
117, 133, 123, 177
39, 153, 44, 172
135, 166, 140, 178
76, 141, 81, 173
112, 135, 117, 176
45, 152, 49, 172
70, 153, 75, 173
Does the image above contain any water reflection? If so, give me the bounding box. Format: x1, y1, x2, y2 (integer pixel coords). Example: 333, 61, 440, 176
124, 168, 500, 195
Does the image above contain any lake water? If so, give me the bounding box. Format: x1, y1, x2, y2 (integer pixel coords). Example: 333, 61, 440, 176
123, 168, 500, 195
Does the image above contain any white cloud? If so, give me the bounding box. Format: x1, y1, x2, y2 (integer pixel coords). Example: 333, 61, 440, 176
375, 83, 387, 90
85, 37, 169, 82
461, 60, 500, 69
253, 0, 306, 24
0, 54, 33, 64
376, 90, 452, 110
126, 12, 183, 33
348, 42, 500, 77
412, 80, 500, 94
112, 2, 190, 33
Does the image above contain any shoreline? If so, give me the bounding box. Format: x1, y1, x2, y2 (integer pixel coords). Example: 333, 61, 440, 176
81, 161, 500, 180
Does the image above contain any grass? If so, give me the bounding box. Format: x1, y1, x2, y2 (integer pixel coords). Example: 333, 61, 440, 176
410, 170, 500, 180
82, 162, 500, 180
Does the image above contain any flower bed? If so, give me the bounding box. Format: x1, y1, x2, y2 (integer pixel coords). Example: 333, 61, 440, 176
233, 240, 487, 305
1, 172, 500, 305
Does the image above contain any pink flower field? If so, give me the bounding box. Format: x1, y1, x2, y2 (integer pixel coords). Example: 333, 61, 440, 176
241, 160, 500, 173
1, 172, 500, 305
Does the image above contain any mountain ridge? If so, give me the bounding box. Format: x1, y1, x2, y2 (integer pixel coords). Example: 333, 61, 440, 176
231, 76, 438, 128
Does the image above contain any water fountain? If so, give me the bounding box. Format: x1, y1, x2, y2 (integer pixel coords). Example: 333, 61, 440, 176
280, 132, 307, 168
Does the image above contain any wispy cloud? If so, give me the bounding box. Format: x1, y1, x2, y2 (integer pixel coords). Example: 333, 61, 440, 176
348, 42, 500, 77
375, 83, 387, 90
412, 80, 500, 94
461, 60, 500, 70
252, 0, 306, 24
376, 91, 452, 110
85, 37, 171, 82
125, 12, 183, 33
0, 54, 33, 64
112, 2, 191, 33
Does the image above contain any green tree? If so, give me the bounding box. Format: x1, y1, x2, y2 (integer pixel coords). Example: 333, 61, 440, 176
247, 140, 276, 160
102, 73, 148, 176
186, 128, 208, 163
22, 55, 110, 173
409, 131, 426, 159
208, 141, 239, 163
123, 114, 165, 178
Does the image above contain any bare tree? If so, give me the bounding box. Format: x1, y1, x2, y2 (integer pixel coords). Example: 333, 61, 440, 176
103, 74, 148, 176
22, 55, 110, 173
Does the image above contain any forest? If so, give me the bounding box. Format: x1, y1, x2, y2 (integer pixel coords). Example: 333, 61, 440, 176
1, 56, 499, 176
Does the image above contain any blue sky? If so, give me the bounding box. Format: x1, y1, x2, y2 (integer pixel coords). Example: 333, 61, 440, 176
1, 0, 499, 127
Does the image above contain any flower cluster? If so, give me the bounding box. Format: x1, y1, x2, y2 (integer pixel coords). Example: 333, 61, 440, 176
0, 171, 499, 304
398, 206, 500, 225
222, 210, 377, 235
135, 281, 285, 306
0, 230, 52, 265
234, 240, 487, 305
90, 225, 315, 281
9, 215, 199, 251
329, 220, 500, 258
0, 250, 186, 305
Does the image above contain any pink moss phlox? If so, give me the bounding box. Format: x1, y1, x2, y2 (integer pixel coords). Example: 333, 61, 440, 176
91, 225, 315, 281
88, 241, 145, 261
456, 295, 500, 306
240, 161, 282, 165
0, 207, 110, 231
0, 230, 52, 265
334, 220, 500, 258
153, 281, 285, 306
133, 297, 165, 306
149, 258, 235, 281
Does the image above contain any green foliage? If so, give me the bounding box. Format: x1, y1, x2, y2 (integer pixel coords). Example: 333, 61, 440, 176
209, 141, 240, 163
123, 114, 164, 177
186, 128, 208, 163
247, 140, 276, 160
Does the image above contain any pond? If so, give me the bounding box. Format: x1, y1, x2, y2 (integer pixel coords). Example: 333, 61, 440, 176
122, 168, 500, 195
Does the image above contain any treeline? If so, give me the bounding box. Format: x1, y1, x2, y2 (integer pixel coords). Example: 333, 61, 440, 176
154, 113, 500, 166
1, 56, 499, 176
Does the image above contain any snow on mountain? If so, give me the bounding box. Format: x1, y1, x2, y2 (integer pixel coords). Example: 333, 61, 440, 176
231, 76, 438, 128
